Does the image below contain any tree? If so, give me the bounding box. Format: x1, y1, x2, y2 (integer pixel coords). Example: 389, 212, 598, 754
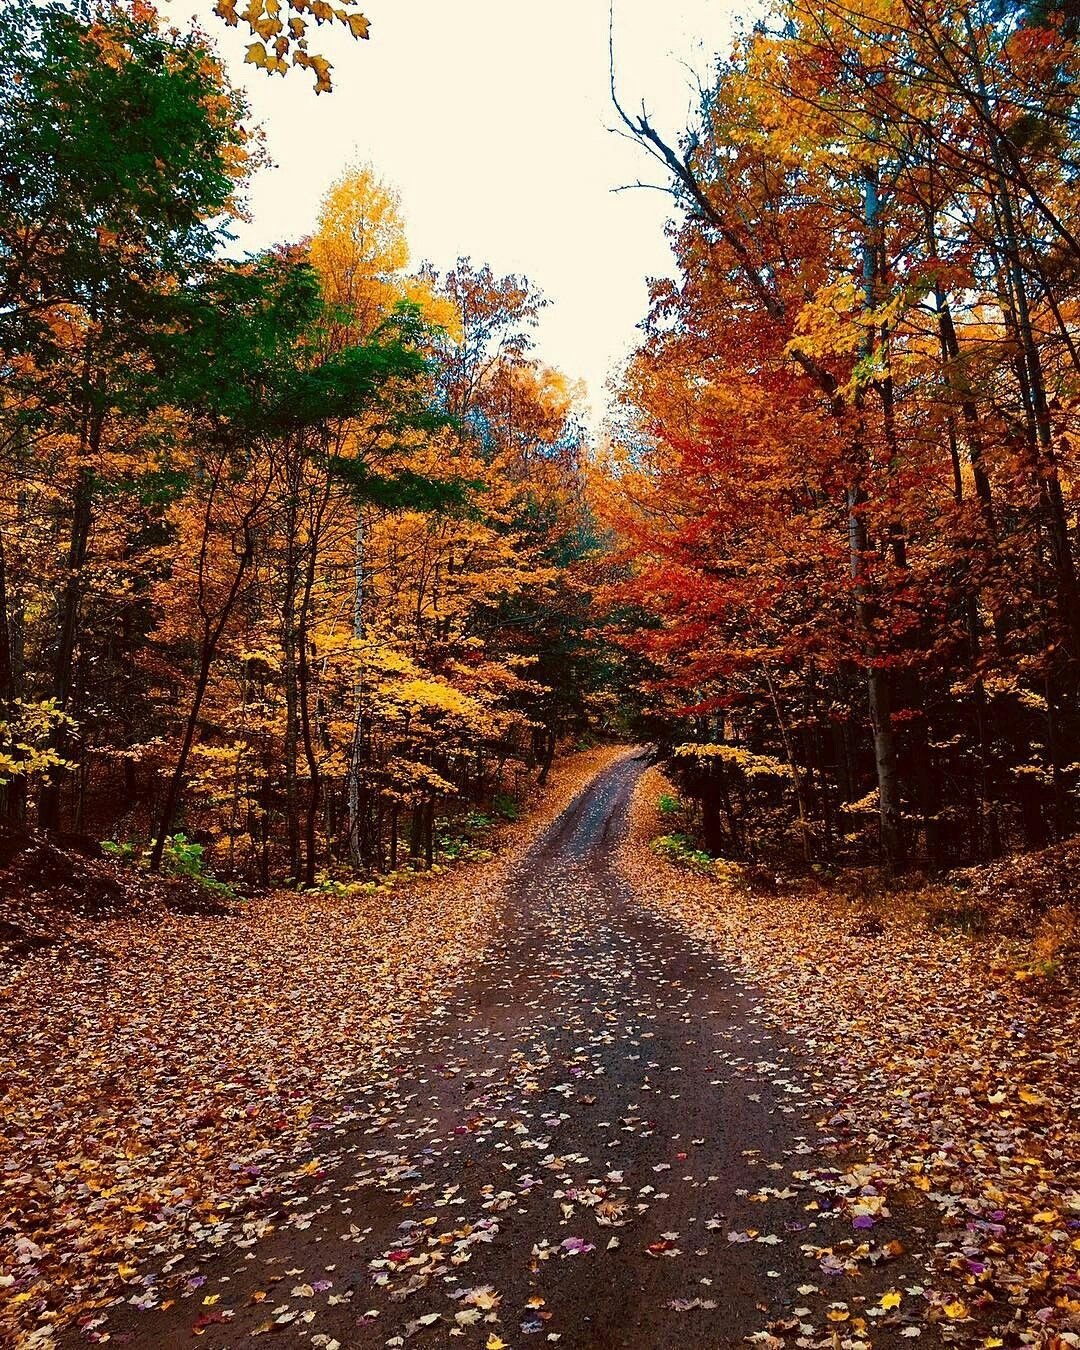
215, 0, 371, 93
0, 0, 251, 833
146, 256, 439, 879
606, 0, 1080, 870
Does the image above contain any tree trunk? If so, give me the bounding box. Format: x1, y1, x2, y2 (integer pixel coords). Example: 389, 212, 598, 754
38, 465, 94, 832
537, 723, 557, 786
281, 488, 302, 886
0, 525, 20, 825
857, 166, 905, 871
148, 513, 257, 873
298, 480, 332, 889
347, 504, 367, 867
962, 15, 1080, 655
148, 643, 215, 873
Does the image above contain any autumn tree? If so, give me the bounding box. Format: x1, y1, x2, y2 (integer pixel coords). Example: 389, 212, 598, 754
608, 0, 1080, 869
0, 0, 251, 831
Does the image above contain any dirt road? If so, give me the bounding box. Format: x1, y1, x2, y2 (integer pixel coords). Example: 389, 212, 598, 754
90, 753, 937, 1348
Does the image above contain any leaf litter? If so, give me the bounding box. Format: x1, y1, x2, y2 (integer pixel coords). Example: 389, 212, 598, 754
0, 747, 625, 1345
6, 749, 1073, 1349
620, 765, 1080, 1347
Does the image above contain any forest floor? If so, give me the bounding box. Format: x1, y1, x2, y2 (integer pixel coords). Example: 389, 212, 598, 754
0, 746, 623, 1349
621, 767, 1080, 1349
2, 750, 1078, 1350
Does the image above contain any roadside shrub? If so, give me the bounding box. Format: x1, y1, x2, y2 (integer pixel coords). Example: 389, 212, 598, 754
492, 792, 521, 822
650, 833, 747, 889
158, 833, 237, 898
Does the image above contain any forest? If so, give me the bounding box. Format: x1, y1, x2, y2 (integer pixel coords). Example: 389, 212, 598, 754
606, 0, 1080, 875
4, 0, 1080, 888
0, 0, 619, 891
1, 0, 1078, 1347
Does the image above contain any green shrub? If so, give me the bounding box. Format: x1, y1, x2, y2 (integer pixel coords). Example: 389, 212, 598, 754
492, 792, 521, 822
305, 871, 364, 898
926, 884, 988, 934
159, 833, 236, 898
103, 832, 238, 898
462, 811, 493, 832
101, 838, 139, 862
651, 833, 746, 888
651, 832, 716, 874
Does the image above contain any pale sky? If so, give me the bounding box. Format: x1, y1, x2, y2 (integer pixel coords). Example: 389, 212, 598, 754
165, 0, 742, 428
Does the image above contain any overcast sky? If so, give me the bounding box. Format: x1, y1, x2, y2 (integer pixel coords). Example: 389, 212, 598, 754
165, 0, 739, 427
